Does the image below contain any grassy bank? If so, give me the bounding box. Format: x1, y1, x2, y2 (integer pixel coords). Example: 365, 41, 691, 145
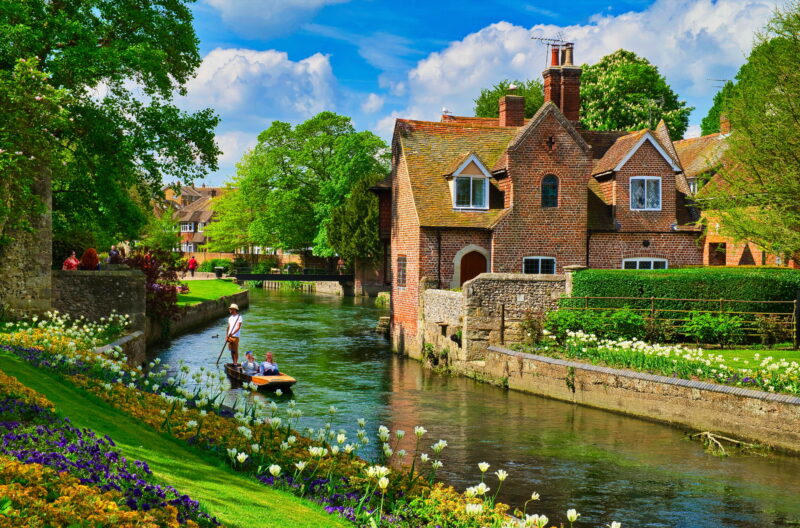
0, 351, 348, 528
178, 279, 244, 306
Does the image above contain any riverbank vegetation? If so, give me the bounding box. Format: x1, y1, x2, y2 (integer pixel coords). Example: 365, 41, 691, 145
0, 317, 613, 528
177, 279, 243, 307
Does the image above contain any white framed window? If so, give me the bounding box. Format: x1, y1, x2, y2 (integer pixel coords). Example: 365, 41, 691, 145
181, 243, 195, 253
630, 176, 661, 211
181, 222, 195, 232
197, 222, 204, 233
454, 176, 488, 209
622, 258, 668, 270
522, 257, 556, 274
687, 177, 698, 194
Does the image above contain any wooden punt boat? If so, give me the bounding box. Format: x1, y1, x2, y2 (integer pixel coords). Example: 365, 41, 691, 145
224, 363, 296, 391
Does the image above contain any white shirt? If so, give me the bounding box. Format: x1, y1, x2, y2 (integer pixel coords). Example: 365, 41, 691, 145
228, 314, 242, 337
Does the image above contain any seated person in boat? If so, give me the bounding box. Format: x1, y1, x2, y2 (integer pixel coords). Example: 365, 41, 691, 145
241, 351, 260, 375
259, 352, 279, 376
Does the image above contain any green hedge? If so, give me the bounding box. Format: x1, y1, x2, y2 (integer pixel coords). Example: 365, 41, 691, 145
197, 258, 232, 273
567, 267, 800, 315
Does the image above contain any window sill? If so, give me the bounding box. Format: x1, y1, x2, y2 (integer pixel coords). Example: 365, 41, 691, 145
452, 207, 490, 212
630, 208, 662, 212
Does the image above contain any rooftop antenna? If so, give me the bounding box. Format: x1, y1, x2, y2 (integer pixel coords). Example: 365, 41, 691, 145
706, 78, 731, 89
532, 33, 571, 67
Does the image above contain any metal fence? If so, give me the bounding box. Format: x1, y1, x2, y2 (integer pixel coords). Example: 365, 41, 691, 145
557, 295, 800, 347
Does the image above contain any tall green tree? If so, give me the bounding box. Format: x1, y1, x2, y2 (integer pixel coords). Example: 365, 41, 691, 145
0, 0, 220, 250
327, 173, 384, 265
139, 212, 181, 253
230, 112, 388, 255
473, 79, 544, 118
203, 185, 256, 252
700, 80, 736, 135
696, 4, 800, 259
579, 49, 693, 139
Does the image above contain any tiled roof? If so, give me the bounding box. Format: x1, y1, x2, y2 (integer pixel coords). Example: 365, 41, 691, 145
591, 129, 649, 175
396, 119, 519, 229
654, 121, 692, 195
370, 175, 392, 191
174, 196, 215, 223
578, 129, 628, 159
673, 133, 728, 179
587, 179, 614, 230
189, 233, 207, 244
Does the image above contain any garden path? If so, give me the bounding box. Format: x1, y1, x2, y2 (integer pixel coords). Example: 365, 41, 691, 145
0, 352, 349, 528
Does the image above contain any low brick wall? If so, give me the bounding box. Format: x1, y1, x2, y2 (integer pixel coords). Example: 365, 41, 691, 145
480, 345, 800, 453
53, 270, 147, 334
146, 290, 249, 345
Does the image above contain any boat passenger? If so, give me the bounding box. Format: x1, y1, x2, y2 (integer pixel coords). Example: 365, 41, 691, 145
242, 351, 260, 375
259, 352, 279, 376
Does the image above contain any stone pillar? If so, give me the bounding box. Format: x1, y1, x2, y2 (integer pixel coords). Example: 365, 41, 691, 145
563, 265, 587, 296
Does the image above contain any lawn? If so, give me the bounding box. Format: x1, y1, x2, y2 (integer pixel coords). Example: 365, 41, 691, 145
701, 346, 800, 370
178, 279, 244, 306
0, 351, 349, 528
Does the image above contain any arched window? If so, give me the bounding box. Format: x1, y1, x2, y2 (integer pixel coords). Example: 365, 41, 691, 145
541, 174, 558, 208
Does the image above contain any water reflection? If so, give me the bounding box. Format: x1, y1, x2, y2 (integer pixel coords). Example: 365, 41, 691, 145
152, 289, 800, 527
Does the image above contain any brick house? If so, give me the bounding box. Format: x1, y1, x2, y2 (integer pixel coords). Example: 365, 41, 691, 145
385, 46, 703, 352
163, 185, 225, 253
674, 119, 798, 268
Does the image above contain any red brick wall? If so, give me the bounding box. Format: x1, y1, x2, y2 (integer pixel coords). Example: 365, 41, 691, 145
492, 112, 591, 273
588, 232, 702, 268
614, 140, 679, 232
390, 154, 422, 352
419, 229, 492, 288
378, 192, 391, 239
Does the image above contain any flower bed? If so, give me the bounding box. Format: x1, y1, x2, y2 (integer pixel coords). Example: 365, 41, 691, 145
0, 375, 219, 527
549, 331, 800, 395
0, 455, 194, 528
0, 321, 613, 528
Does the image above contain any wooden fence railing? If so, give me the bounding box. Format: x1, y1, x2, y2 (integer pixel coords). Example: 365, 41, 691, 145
557, 294, 800, 348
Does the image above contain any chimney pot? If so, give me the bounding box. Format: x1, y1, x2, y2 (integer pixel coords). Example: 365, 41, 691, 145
720, 114, 731, 135
550, 46, 560, 66
563, 44, 574, 66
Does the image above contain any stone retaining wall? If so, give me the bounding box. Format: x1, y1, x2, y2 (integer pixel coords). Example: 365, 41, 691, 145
146, 290, 249, 345
479, 346, 800, 453
96, 330, 146, 367
53, 270, 147, 334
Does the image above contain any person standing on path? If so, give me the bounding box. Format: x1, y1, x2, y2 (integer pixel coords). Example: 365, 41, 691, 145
108, 245, 122, 264
187, 256, 198, 277
226, 304, 243, 365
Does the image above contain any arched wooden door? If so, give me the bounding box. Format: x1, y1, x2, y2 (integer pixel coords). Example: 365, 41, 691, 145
460, 251, 487, 286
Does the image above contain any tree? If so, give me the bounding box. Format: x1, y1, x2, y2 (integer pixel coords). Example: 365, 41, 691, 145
139, 212, 181, 253
696, 5, 800, 259
0, 1, 220, 251
700, 80, 736, 135
203, 185, 256, 253
473, 79, 544, 119
580, 49, 693, 139
327, 173, 384, 265
228, 112, 389, 256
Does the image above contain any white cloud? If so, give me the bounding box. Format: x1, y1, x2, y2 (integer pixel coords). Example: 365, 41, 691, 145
204, 0, 348, 39
180, 47, 339, 183
683, 124, 702, 139
361, 93, 385, 114
378, 0, 782, 136
181, 48, 337, 127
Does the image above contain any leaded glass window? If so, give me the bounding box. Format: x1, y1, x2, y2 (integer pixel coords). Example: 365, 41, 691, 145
630, 177, 661, 210
541, 174, 558, 208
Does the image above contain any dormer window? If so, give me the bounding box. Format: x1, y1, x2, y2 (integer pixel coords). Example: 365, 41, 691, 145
454, 176, 487, 209
448, 153, 491, 210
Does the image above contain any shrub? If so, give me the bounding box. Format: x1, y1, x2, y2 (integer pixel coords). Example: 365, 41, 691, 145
755, 314, 793, 347
545, 308, 647, 343
645, 316, 678, 343
198, 258, 232, 273
251, 259, 279, 274
569, 267, 800, 315
544, 310, 587, 344
520, 310, 545, 345
683, 311, 745, 348
605, 308, 646, 340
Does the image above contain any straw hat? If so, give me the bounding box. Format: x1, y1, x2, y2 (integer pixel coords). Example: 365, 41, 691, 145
229, 303, 239, 311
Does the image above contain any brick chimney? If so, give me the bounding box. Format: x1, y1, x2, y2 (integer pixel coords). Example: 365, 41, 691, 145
499, 94, 525, 127
720, 114, 731, 135
542, 43, 582, 123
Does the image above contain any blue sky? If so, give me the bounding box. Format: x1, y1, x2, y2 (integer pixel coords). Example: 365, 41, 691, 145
182, 0, 783, 185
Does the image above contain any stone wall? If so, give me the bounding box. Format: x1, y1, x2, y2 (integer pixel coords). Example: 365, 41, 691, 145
0, 172, 52, 316
96, 331, 146, 367
146, 289, 249, 345
461, 273, 565, 360
480, 346, 800, 454
52, 270, 147, 333
414, 273, 566, 362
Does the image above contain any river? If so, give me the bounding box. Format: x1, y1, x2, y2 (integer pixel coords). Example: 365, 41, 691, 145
152, 288, 800, 528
